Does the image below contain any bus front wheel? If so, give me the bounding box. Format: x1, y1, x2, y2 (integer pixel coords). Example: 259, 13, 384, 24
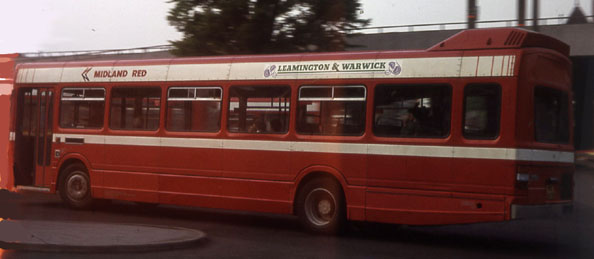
59, 163, 93, 209
296, 178, 346, 234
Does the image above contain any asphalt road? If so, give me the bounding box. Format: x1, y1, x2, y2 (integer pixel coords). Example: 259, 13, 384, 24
1, 167, 593, 259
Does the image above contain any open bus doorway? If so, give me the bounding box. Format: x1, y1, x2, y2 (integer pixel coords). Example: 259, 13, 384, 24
13, 87, 54, 188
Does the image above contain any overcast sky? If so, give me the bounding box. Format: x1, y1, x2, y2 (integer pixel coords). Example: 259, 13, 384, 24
0, 0, 591, 53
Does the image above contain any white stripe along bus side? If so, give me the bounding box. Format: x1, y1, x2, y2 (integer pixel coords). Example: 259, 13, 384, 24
44, 133, 574, 163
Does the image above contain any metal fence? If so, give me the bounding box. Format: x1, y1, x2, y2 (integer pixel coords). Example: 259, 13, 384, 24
19, 45, 174, 58
355, 15, 594, 34
18, 15, 594, 58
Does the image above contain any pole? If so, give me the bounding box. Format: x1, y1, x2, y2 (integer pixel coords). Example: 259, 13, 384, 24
533, 0, 539, 31
518, 0, 526, 27
468, 0, 477, 29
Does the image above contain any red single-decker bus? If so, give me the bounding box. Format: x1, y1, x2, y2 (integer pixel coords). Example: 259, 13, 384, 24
8, 28, 573, 233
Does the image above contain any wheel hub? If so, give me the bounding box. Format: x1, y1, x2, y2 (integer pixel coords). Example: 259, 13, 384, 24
67, 173, 88, 200
318, 199, 332, 215
304, 188, 337, 226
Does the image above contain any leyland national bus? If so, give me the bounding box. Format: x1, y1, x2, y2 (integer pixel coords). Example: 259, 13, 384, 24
8, 28, 574, 234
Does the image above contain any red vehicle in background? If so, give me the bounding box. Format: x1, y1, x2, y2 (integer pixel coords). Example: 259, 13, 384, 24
5, 28, 573, 233
0, 54, 17, 190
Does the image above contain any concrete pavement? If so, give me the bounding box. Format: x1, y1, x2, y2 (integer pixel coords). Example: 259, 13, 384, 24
0, 219, 207, 253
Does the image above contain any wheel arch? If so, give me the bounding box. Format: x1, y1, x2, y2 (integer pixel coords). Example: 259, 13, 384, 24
55, 153, 91, 193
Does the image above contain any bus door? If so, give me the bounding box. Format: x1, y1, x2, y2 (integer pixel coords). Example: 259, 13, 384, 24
14, 88, 54, 187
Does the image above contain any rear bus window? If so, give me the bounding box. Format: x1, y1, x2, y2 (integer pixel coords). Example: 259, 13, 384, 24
228, 85, 290, 134
534, 86, 569, 143
374, 84, 451, 138
463, 84, 501, 139
110, 87, 161, 131
297, 85, 366, 136
60, 88, 105, 129
167, 87, 222, 132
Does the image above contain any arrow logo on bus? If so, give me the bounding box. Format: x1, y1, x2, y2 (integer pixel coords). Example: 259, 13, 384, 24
81, 67, 92, 82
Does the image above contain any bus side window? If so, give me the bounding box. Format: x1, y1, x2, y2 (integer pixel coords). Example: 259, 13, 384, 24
227, 85, 290, 134
297, 85, 366, 136
166, 87, 222, 132
373, 84, 451, 138
463, 84, 501, 139
60, 88, 105, 129
110, 87, 161, 131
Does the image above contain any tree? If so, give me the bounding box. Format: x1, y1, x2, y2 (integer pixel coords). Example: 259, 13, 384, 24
167, 0, 369, 56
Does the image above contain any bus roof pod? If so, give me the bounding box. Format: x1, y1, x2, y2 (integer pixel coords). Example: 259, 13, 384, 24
428, 28, 570, 56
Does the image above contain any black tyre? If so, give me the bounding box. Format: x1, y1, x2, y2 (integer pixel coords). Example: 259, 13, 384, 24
59, 163, 93, 209
296, 177, 346, 234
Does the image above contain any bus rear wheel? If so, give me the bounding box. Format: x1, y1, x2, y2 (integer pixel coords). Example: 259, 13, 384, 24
296, 178, 346, 234
59, 163, 93, 209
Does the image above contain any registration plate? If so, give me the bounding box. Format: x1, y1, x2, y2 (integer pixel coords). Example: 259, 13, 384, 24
546, 184, 556, 200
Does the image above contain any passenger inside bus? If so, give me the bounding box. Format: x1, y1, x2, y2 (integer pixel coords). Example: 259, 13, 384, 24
401, 108, 419, 136
132, 114, 144, 129
248, 116, 266, 133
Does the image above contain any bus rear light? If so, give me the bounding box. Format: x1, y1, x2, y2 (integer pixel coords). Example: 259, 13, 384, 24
545, 177, 559, 184
516, 173, 530, 182
516, 166, 539, 181
515, 171, 538, 190
516, 175, 529, 190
